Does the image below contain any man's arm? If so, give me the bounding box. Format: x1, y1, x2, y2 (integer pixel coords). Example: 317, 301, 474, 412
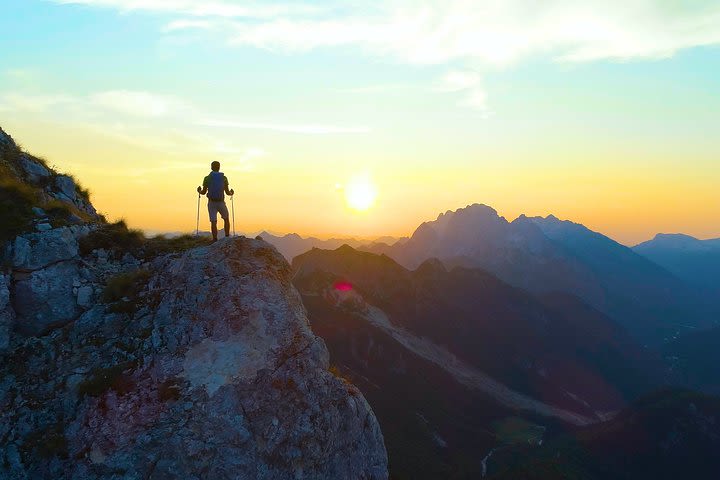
197, 176, 209, 194
224, 176, 234, 196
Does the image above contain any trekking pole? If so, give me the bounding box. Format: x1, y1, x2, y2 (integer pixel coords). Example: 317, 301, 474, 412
231, 194, 236, 237
196, 193, 200, 236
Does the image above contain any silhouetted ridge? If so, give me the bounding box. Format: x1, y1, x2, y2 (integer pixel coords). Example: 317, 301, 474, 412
365, 204, 719, 344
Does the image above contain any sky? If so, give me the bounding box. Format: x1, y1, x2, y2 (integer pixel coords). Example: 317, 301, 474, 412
1, 0, 719, 244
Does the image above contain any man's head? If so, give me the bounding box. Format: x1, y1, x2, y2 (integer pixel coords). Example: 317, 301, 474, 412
211, 161, 221, 172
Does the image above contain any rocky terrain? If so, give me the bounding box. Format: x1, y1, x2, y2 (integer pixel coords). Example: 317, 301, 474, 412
0, 126, 388, 479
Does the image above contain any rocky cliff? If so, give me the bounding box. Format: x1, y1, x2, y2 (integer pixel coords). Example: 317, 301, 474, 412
0, 127, 388, 479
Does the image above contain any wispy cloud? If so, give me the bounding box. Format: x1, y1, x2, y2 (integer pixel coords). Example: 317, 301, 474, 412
89, 90, 188, 117
434, 70, 489, 113
199, 118, 370, 134
0, 93, 75, 112
1, 88, 366, 170
337, 83, 423, 94
52, 0, 319, 18
3, 90, 366, 135
216, 2, 720, 66
53, 0, 720, 114
161, 19, 213, 33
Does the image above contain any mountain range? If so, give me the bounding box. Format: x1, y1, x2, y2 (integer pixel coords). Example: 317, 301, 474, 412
360, 204, 718, 345
257, 231, 406, 261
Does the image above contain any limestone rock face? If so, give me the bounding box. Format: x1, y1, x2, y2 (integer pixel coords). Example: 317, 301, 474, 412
13, 261, 83, 334
6, 225, 89, 271
0, 237, 388, 479
3, 226, 96, 335
0, 274, 12, 351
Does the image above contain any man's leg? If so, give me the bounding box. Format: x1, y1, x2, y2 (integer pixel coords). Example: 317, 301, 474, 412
208, 201, 220, 241
220, 202, 230, 238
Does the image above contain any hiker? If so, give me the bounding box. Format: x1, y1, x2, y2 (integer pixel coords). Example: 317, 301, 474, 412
197, 161, 234, 242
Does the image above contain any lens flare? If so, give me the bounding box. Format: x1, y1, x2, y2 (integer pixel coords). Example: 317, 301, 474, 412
334, 281, 353, 291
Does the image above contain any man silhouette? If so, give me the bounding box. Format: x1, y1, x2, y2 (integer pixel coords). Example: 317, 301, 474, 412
197, 161, 234, 242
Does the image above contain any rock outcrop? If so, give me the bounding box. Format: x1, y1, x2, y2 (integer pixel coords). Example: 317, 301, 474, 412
0, 126, 388, 479
0, 236, 388, 479
0, 125, 99, 234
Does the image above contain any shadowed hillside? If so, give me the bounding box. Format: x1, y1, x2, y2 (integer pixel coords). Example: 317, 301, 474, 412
292, 244, 669, 479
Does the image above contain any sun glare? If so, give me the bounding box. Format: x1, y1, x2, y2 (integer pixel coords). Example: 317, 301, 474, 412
345, 175, 378, 211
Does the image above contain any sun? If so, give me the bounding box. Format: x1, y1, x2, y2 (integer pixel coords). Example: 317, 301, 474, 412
345, 175, 378, 211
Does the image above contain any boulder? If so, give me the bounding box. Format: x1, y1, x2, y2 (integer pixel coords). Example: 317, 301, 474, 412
19, 154, 51, 184
6, 225, 89, 271
13, 261, 82, 334
54, 175, 77, 200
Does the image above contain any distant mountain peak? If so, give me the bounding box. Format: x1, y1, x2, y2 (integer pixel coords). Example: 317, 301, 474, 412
634, 233, 706, 251
415, 257, 447, 275
335, 243, 357, 254
654, 233, 699, 242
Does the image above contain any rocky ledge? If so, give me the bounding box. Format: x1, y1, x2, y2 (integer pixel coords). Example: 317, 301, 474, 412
0, 236, 388, 479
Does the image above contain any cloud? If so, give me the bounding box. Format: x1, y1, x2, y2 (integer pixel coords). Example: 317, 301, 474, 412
87, 0, 720, 66
434, 70, 489, 112
3, 89, 369, 135
199, 119, 370, 134
51, 0, 720, 66
180, 1, 720, 67
209, 142, 266, 167
0, 90, 187, 119
435, 71, 482, 93
0, 93, 75, 112
51, 1, 720, 116
339, 83, 422, 94
52, 0, 319, 18
161, 19, 213, 32
89, 90, 187, 117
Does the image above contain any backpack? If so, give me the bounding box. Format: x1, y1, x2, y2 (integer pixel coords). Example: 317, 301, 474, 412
207, 172, 225, 201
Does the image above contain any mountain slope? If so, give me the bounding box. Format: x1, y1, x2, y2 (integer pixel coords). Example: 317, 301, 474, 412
487, 390, 720, 480
634, 233, 720, 293
292, 245, 667, 478
294, 245, 663, 414
663, 325, 720, 395
526, 214, 717, 343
